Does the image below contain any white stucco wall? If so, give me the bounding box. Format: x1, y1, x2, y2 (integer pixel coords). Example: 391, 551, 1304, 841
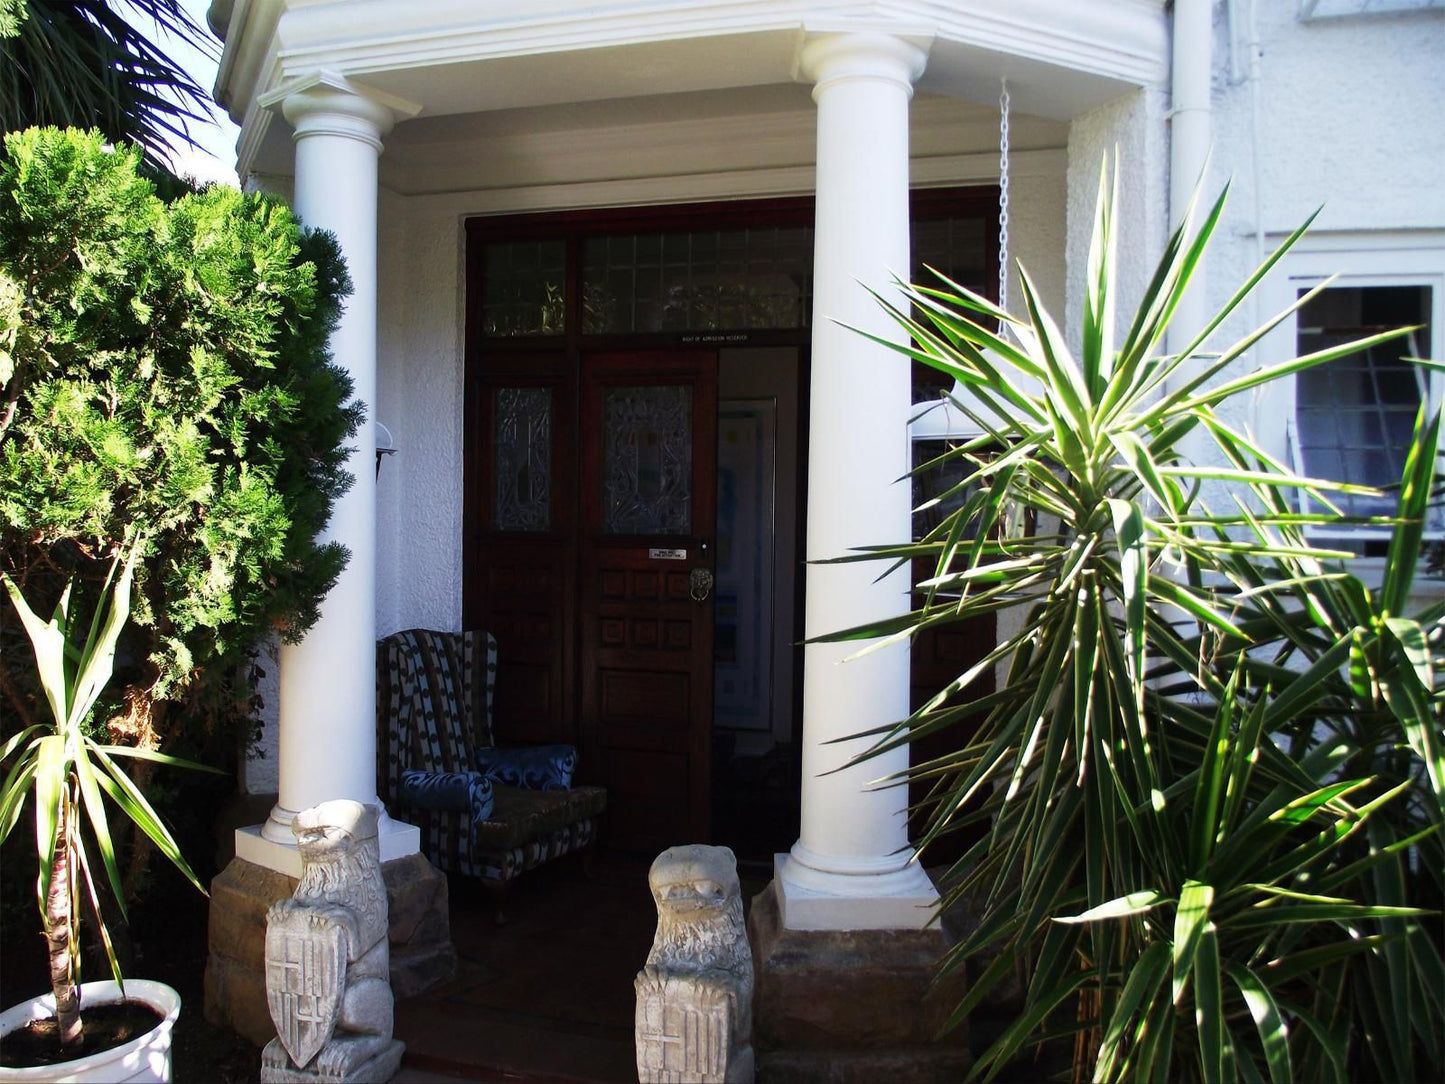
1064, 85, 1172, 355
373, 185, 467, 639
1205, 3, 1445, 441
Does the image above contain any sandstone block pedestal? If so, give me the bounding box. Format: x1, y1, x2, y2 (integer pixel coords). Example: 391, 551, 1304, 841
258, 1041, 405, 1084
747, 881, 971, 1083
204, 851, 455, 1045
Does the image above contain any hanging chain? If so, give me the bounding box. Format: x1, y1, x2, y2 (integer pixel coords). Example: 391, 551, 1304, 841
997, 78, 1011, 323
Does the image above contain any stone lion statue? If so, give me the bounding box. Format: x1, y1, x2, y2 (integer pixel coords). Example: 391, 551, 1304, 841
261, 800, 403, 1083
635, 844, 754, 1083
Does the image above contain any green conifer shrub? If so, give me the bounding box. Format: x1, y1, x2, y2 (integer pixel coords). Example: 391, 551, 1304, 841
0, 126, 360, 783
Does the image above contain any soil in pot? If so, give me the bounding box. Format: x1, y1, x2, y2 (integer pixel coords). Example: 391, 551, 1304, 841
0, 1002, 163, 1069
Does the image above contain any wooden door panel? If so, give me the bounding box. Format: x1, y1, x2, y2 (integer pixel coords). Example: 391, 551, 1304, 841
466, 353, 578, 749
600, 748, 691, 857
580, 350, 718, 852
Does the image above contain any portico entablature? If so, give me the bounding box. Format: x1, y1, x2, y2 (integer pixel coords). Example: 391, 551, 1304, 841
210, 0, 1166, 180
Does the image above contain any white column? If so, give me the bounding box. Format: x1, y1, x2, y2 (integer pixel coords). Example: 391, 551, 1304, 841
236, 77, 418, 875
777, 32, 937, 930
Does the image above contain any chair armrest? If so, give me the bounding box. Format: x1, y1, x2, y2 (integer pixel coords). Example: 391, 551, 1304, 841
474, 744, 577, 791
399, 768, 495, 821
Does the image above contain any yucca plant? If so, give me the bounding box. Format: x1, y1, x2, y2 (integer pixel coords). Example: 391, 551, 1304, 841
823, 158, 1443, 1082
1159, 401, 1444, 1083
0, 537, 217, 1054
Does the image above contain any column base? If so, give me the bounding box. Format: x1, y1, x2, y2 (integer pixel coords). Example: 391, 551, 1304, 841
776, 852, 938, 930
261, 1038, 405, 1084
204, 851, 455, 1045
237, 816, 419, 878
748, 879, 971, 1083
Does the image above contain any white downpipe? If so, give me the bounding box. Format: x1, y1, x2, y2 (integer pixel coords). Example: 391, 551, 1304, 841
1245, 0, 1268, 435
1168, 0, 1213, 463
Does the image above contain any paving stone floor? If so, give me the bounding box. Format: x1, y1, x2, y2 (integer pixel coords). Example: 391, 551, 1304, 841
394, 853, 762, 1082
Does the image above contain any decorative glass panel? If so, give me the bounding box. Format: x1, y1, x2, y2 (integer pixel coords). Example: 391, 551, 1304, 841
911, 215, 989, 290
494, 387, 551, 531
603, 386, 692, 534
1296, 285, 1431, 523
911, 215, 991, 403
582, 228, 813, 334
482, 240, 566, 337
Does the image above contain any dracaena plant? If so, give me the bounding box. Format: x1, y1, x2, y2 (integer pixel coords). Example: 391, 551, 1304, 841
0, 537, 216, 1053
825, 158, 1443, 1082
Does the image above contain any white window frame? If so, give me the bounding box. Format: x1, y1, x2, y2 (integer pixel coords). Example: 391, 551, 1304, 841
1254, 231, 1444, 550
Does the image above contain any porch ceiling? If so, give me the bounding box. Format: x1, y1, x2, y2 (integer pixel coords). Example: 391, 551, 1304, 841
212, 0, 1166, 181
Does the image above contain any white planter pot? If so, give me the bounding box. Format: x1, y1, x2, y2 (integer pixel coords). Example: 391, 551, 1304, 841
0, 980, 180, 1083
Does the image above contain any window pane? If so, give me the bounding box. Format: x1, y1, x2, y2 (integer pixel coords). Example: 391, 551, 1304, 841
603, 385, 693, 534
482, 240, 566, 337
583, 230, 813, 334
1296, 284, 1432, 519
910, 215, 991, 403
494, 387, 552, 530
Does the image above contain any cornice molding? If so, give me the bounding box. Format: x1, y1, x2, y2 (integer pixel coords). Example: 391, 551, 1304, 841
219, 1, 1165, 116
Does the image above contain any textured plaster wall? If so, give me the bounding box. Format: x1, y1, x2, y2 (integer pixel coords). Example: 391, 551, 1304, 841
1202, 3, 1444, 441
1008, 168, 1068, 319
374, 192, 469, 637
373, 186, 465, 638
1064, 86, 1171, 355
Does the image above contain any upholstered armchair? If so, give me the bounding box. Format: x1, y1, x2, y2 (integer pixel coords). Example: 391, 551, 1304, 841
376, 628, 607, 921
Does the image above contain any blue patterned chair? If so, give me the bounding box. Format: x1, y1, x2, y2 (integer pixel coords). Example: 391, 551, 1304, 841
377, 628, 607, 922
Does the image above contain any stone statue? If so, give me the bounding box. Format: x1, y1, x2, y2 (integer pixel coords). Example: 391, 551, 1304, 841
635, 844, 754, 1083
261, 800, 405, 1084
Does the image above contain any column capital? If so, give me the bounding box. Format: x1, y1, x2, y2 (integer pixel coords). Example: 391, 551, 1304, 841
259, 70, 421, 150
796, 32, 929, 100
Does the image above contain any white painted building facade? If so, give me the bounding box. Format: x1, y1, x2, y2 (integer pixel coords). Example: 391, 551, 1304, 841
209, 0, 1444, 931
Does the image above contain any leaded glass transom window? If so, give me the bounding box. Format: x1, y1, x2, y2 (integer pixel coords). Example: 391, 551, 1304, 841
476, 201, 995, 342
483, 240, 566, 337
494, 387, 552, 531
582, 229, 813, 335
1295, 285, 1433, 525
912, 216, 989, 293
602, 385, 693, 534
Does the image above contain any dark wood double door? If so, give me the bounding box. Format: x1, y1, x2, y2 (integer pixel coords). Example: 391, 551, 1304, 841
468, 349, 717, 854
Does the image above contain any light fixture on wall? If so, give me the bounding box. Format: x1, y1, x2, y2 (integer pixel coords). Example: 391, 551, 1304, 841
375, 421, 398, 478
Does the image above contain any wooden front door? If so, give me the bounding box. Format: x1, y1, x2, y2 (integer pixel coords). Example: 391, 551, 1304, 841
579, 351, 718, 853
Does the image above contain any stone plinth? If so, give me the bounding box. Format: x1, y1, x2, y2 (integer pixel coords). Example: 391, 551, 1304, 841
747, 881, 971, 1083
204, 851, 455, 1045
258, 1040, 404, 1084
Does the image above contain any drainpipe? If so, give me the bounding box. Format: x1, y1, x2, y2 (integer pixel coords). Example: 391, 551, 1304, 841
1168, 0, 1213, 464
1244, 0, 1268, 438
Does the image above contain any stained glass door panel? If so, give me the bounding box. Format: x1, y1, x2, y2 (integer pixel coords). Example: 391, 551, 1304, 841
602, 385, 693, 535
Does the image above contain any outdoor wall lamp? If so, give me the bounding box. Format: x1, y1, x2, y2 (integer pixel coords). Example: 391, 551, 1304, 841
376, 421, 398, 478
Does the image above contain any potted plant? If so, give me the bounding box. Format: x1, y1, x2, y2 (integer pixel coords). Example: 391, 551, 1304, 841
0, 538, 216, 1082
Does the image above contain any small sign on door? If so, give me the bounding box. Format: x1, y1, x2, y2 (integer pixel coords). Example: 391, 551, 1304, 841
649, 547, 688, 560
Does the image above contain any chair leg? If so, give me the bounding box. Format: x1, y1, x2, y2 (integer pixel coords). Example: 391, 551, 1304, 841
484, 878, 511, 925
